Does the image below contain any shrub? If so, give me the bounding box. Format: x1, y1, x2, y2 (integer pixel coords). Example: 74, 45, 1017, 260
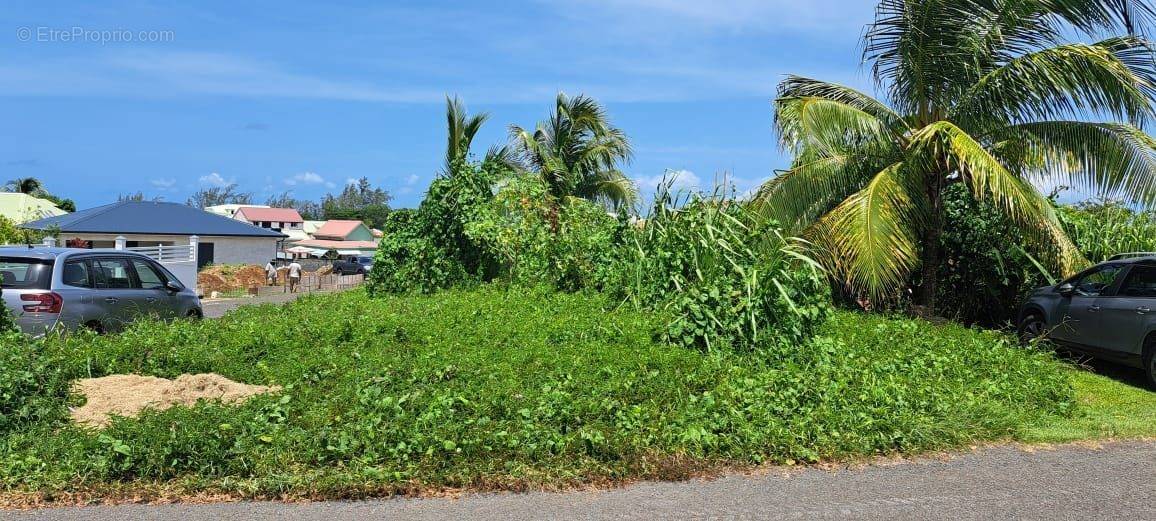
0, 332, 71, 434
465, 175, 623, 290
932, 184, 1051, 326
611, 187, 831, 351
367, 158, 504, 294
368, 210, 472, 294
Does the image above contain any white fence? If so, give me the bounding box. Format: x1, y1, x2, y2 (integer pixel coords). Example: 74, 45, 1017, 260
41, 235, 200, 290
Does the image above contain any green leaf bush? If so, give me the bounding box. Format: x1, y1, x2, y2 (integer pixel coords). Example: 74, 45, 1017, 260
367, 158, 502, 294
465, 175, 622, 290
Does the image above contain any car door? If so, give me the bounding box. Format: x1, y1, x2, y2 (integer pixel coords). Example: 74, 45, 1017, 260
1094, 264, 1156, 362
128, 257, 178, 320
1051, 263, 1125, 347
90, 257, 138, 331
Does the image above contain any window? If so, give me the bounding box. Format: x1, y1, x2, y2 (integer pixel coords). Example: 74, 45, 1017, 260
131, 259, 167, 290
0, 257, 52, 289
1070, 264, 1124, 297
1119, 265, 1156, 297
62, 260, 93, 288
92, 258, 137, 289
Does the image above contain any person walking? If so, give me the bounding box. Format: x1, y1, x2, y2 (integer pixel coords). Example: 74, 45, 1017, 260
287, 259, 303, 293
265, 259, 279, 286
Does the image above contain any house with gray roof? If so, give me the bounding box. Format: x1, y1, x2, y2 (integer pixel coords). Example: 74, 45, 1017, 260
21, 201, 286, 268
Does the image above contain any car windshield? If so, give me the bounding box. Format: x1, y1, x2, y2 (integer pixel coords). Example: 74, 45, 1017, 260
0, 257, 53, 289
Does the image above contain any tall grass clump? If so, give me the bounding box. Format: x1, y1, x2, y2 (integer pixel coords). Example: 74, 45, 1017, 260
1059, 201, 1156, 263
611, 181, 831, 351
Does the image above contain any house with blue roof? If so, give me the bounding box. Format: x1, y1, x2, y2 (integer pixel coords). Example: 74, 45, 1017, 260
21, 201, 286, 268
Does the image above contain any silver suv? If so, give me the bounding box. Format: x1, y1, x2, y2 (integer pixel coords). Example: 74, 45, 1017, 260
0, 247, 202, 335
1018, 253, 1156, 388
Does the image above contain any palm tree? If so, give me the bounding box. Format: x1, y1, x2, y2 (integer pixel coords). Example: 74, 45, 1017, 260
510, 93, 637, 210
444, 96, 490, 172
4, 177, 42, 194
755, 0, 1156, 308
443, 96, 517, 176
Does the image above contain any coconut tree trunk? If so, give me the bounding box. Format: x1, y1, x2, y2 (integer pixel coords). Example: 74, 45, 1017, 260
918, 226, 941, 311
916, 175, 945, 312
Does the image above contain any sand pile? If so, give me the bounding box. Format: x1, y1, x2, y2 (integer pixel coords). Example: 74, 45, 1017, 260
71, 374, 279, 427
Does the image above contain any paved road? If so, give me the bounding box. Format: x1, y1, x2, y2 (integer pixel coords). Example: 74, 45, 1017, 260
200, 288, 350, 318
6, 441, 1153, 520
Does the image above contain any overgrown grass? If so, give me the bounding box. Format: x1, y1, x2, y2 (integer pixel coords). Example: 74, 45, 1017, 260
1024, 366, 1156, 442
1, 288, 1074, 501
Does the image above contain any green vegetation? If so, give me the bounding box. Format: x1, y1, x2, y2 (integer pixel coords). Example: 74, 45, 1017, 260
5, 0, 1156, 506
610, 185, 830, 350
1059, 201, 1156, 263
1024, 367, 1156, 442
509, 93, 637, 210
0, 289, 1073, 499
756, 0, 1156, 308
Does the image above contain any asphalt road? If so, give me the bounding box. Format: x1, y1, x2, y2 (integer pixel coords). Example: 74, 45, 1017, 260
6, 441, 1153, 520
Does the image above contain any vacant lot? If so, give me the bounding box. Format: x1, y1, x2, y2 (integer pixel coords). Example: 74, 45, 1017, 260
0, 287, 1142, 503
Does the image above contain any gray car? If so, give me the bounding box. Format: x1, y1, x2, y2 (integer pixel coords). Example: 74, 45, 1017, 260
1018, 253, 1156, 388
0, 247, 202, 335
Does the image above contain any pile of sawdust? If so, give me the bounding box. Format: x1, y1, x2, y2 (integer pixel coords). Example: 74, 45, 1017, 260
71, 374, 279, 427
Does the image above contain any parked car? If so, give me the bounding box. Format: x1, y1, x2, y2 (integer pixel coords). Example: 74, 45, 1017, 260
331, 256, 373, 275
1018, 253, 1156, 388
0, 247, 202, 335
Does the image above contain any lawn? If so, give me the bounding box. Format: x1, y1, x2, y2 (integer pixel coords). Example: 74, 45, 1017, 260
0, 287, 1143, 503
1024, 366, 1156, 442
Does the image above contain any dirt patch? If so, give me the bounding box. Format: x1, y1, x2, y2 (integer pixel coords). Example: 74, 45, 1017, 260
198, 265, 269, 293
71, 374, 279, 427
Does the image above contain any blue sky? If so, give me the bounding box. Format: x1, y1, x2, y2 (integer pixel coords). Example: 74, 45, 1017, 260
1, 0, 878, 209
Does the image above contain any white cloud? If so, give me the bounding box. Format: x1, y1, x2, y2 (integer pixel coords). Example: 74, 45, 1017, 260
150, 178, 177, 191
568, 0, 872, 34
198, 172, 232, 187
398, 173, 423, 195
0, 50, 444, 102
284, 171, 326, 186
636, 169, 702, 194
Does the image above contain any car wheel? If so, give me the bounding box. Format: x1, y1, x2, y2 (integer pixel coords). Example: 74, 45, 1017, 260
187, 308, 203, 320
1018, 313, 1047, 345
83, 321, 105, 335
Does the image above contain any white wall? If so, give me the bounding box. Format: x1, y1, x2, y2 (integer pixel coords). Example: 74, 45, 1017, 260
59, 233, 280, 266
207, 236, 280, 265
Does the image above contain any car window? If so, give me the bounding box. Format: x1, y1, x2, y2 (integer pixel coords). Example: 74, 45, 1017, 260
1119, 265, 1156, 297
1071, 264, 1124, 296
62, 260, 93, 288
0, 257, 53, 289
92, 258, 138, 289
131, 259, 167, 290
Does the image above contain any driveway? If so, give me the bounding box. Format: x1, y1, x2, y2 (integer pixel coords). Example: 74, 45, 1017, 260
6, 440, 1152, 520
